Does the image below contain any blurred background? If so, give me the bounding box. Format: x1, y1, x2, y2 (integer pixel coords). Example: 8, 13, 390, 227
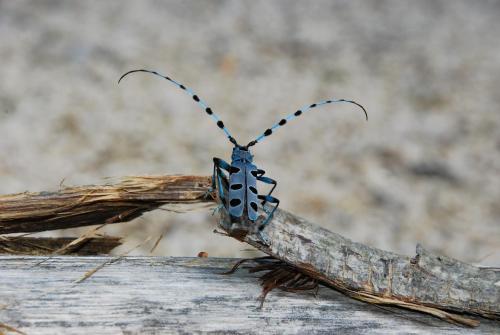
0, 1, 498, 264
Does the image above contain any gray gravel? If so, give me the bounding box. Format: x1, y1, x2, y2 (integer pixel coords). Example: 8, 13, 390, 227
0, 1, 498, 264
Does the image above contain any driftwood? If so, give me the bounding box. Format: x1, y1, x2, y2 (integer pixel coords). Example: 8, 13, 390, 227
1, 256, 499, 334
0, 175, 498, 328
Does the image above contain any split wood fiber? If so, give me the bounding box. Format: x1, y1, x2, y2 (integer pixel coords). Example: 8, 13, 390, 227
0, 175, 212, 234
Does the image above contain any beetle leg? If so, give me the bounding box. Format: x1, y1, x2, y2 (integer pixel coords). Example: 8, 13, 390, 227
256, 174, 277, 206
212, 157, 232, 205
257, 194, 280, 229
211, 203, 226, 216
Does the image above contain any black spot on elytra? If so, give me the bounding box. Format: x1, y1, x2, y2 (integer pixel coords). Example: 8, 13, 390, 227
294, 110, 302, 116
279, 119, 287, 126
205, 107, 213, 115
230, 166, 240, 174
217, 121, 224, 129
193, 95, 200, 102
264, 129, 272, 136
230, 184, 243, 190
230, 199, 242, 207
310, 103, 317, 108
249, 186, 257, 194
250, 202, 258, 212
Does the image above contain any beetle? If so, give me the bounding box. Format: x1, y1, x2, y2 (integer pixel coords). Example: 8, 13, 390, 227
119, 69, 367, 230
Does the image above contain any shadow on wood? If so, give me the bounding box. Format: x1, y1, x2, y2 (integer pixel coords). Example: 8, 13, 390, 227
0, 236, 122, 255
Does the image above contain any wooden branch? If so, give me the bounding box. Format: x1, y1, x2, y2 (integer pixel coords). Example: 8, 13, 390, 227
0, 175, 498, 327
0, 236, 122, 255
0, 175, 212, 234
1, 256, 499, 334
218, 208, 500, 326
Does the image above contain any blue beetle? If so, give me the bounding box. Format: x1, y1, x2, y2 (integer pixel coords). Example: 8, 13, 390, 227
119, 69, 367, 230
212, 146, 278, 228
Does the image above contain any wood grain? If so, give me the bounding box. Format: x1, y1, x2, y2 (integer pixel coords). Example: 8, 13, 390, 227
1, 256, 498, 334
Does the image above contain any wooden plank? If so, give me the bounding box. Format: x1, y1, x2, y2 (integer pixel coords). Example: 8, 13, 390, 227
0, 175, 212, 234
0, 256, 498, 334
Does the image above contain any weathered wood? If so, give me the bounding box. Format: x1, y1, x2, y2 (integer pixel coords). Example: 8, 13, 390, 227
219, 209, 500, 326
0, 256, 498, 334
0, 174, 497, 327
0, 236, 122, 255
0, 175, 212, 234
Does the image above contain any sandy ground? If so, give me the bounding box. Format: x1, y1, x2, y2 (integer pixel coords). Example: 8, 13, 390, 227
0, 1, 499, 264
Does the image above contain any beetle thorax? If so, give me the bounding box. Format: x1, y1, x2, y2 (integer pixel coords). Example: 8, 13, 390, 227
231, 146, 253, 163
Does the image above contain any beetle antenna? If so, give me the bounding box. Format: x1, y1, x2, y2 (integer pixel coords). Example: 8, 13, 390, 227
247, 98, 367, 147
119, 69, 238, 146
